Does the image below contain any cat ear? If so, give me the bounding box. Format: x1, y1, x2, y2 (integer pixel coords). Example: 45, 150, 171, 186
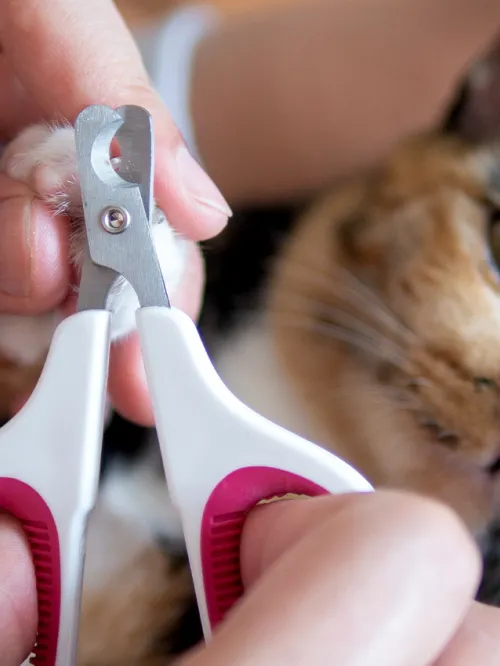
445, 42, 500, 143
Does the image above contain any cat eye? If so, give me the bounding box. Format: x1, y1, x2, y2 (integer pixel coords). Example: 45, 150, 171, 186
474, 377, 496, 391
437, 431, 459, 446
421, 420, 459, 448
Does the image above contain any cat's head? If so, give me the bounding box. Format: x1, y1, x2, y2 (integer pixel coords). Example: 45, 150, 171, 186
269, 60, 500, 549
338, 135, 500, 471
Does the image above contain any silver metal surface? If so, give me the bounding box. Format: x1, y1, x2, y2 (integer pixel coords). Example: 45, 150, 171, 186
77, 247, 120, 312
75, 104, 170, 311
101, 206, 131, 234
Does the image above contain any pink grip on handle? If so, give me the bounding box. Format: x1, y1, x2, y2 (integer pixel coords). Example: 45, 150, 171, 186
201, 466, 327, 628
0, 478, 61, 666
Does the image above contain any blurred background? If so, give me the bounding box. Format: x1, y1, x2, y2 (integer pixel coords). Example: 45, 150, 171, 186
117, 0, 301, 23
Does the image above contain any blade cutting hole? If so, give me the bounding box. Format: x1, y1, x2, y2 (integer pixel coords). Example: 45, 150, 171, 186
109, 135, 123, 174
89, 117, 131, 188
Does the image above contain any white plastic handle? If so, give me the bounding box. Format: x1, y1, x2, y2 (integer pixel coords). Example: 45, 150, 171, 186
0, 310, 110, 666
138, 306, 372, 639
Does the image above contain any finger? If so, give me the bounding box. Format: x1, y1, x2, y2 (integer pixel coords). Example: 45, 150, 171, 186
0, 0, 232, 240
184, 492, 480, 666
0, 515, 37, 666
241, 491, 481, 590
7, 242, 203, 424
434, 601, 500, 666
240, 493, 356, 585
0, 175, 69, 314
108, 334, 154, 426
0, 58, 42, 138
170, 241, 206, 322
108, 241, 204, 425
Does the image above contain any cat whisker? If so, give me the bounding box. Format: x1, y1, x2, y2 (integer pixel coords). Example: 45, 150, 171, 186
419, 418, 439, 428
437, 430, 458, 441
283, 254, 410, 337
279, 257, 414, 345
273, 310, 409, 373
275, 290, 409, 365
333, 265, 411, 329
385, 387, 418, 404
405, 377, 432, 390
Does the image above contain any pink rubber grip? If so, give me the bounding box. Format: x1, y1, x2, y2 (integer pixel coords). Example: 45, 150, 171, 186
0, 478, 61, 665
201, 466, 327, 628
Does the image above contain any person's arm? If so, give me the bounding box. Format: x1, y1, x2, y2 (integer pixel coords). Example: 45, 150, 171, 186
191, 0, 500, 204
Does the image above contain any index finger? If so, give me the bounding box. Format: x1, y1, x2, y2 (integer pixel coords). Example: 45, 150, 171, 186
184, 492, 480, 666
0, 0, 231, 240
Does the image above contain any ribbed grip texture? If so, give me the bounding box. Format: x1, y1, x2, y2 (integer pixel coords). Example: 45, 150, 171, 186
0, 479, 61, 666
24, 519, 58, 664
206, 511, 246, 620
201, 467, 327, 628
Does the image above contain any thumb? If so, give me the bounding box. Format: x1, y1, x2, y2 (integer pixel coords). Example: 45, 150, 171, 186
0, 174, 69, 315
179, 493, 479, 666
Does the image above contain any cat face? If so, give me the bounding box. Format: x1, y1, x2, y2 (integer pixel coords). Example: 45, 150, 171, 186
269, 133, 500, 540
339, 135, 500, 470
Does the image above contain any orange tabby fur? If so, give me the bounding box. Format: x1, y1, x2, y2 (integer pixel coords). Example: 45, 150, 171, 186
269, 133, 500, 537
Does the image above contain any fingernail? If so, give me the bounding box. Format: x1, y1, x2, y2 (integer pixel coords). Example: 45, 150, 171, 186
0, 196, 32, 297
176, 144, 232, 221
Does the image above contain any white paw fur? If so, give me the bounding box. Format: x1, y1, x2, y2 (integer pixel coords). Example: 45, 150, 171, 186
0, 123, 188, 364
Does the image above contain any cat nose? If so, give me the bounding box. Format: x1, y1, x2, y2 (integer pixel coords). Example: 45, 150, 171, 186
487, 454, 500, 475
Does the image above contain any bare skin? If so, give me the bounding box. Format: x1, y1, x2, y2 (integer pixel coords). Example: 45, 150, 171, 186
192, 0, 500, 204
5, 491, 496, 666
175, 492, 500, 666
0, 0, 231, 425
1, 0, 500, 423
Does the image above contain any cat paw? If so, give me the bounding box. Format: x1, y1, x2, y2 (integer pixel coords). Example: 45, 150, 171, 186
0, 123, 78, 205
0, 123, 188, 341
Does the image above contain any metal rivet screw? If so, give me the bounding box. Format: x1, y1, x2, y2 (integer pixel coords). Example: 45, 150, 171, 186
101, 206, 130, 234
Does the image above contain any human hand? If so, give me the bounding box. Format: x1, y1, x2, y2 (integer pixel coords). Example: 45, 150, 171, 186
3, 491, 500, 666
0, 0, 231, 424
181, 492, 500, 666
